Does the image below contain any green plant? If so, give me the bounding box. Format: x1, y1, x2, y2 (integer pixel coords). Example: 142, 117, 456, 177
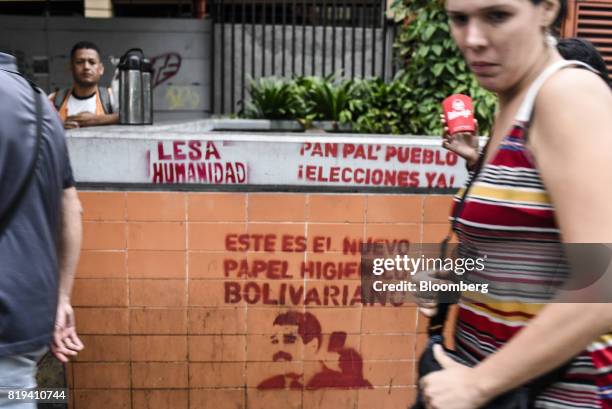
241, 74, 416, 134
390, 0, 497, 135
353, 75, 414, 134
293, 75, 364, 123
241, 77, 303, 120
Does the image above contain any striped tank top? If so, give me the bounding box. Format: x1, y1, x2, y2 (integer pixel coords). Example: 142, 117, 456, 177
452, 60, 612, 408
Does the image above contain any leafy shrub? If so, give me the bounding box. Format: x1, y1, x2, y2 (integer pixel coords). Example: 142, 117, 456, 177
293, 75, 363, 123
241, 75, 414, 134
242, 75, 367, 126
242, 77, 303, 120
391, 0, 497, 135
352, 75, 414, 134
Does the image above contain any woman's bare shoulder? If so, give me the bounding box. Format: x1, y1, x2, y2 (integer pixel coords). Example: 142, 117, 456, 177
537, 67, 610, 111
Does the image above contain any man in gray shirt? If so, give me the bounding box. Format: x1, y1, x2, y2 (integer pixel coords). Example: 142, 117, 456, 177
0, 53, 83, 408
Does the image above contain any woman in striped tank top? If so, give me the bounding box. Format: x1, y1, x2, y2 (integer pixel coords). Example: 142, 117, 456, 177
419, 1, 612, 408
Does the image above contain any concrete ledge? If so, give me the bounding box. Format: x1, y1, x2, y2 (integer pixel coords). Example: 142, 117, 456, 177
66, 124, 473, 190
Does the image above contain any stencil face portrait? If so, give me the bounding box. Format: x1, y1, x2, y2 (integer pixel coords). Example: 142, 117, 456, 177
269, 312, 322, 362
257, 311, 323, 390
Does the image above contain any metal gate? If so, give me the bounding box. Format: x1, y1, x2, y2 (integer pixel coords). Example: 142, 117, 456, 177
209, 0, 395, 115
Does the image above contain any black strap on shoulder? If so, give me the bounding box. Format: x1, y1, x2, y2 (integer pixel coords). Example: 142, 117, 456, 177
53, 88, 69, 111
54, 87, 113, 114
0, 70, 44, 236
428, 138, 491, 337
98, 86, 113, 114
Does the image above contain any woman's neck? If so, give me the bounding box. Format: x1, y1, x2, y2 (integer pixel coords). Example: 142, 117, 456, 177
497, 47, 563, 111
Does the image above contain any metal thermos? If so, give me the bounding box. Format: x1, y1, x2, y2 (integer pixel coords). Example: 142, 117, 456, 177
141, 58, 153, 125
119, 49, 144, 125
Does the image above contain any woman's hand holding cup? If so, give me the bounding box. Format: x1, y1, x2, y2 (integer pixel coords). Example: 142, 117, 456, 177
440, 94, 480, 170
440, 114, 480, 170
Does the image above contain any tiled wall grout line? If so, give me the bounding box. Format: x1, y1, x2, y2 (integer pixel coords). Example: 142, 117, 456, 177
359, 193, 369, 409
302, 193, 309, 409
416, 194, 426, 387
121, 192, 133, 408
244, 193, 250, 407
185, 193, 191, 409
420, 196, 425, 244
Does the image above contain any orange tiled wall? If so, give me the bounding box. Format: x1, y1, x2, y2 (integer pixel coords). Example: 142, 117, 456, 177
69, 191, 455, 409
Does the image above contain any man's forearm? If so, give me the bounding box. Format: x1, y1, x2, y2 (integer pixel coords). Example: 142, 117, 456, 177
473, 303, 612, 399
58, 187, 82, 301
94, 113, 119, 126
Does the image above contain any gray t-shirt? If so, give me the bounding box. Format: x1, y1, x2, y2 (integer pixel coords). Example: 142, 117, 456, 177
0, 53, 75, 357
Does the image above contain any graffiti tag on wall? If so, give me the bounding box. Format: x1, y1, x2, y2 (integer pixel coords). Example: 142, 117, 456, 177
165, 86, 201, 110
141, 139, 465, 188
223, 233, 410, 306
221, 232, 410, 389
147, 140, 247, 184
299, 143, 459, 188
151, 52, 182, 88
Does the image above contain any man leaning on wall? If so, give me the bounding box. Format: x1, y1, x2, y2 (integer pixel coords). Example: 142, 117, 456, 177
49, 41, 119, 129
0, 52, 84, 408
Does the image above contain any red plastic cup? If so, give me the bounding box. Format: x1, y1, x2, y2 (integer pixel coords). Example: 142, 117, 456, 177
442, 94, 475, 135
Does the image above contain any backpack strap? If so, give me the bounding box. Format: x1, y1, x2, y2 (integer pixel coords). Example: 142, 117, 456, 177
98, 86, 113, 114
53, 88, 70, 111
0, 70, 44, 236
55, 86, 113, 114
